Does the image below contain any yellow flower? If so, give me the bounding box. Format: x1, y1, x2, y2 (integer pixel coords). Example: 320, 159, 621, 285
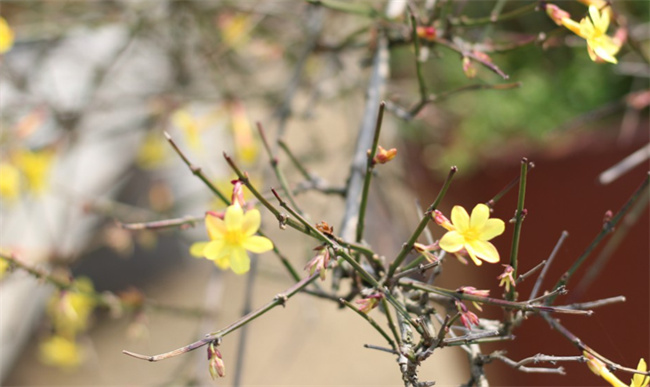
228, 101, 258, 164
136, 131, 169, 169
39, 335, 83, 369
0, 258, 9, 278
584, 351, 649, 387
48, 277, 97, 337
171, 108, 219, 151
0, 162, 20, 200
12, 148, 55, 194
190, 204, 273, 274
0, 16, 14, 54
561, 5, 621, 64
438, 204, 505, 266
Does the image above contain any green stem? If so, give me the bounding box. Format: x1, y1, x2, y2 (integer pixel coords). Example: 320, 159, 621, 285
386, 166, 457, 280
547, 172, 650, 305
257, 122, 302, 213
409, 12, 428, 112
447, 2, 537, 26
224, 152, 311, 235
165, 132, 230, 205
507, 158, 528, 301
400, 279, 591, 315
278, 139, 312, 181
270, 189, 422, 333
123, 272, 320, 362
355, 101, 385, 244
341, 298, 397, 351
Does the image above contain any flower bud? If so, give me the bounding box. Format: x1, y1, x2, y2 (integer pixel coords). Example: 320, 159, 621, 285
416, 26, 437, 41
544, 4, 571, 26
208, 341, 226, 379
373, 146, 397, 165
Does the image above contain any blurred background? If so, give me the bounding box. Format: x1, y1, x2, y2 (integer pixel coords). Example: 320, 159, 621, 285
0, 1, 648, 386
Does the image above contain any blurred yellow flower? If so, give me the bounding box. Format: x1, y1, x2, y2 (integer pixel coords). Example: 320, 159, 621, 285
0, 258, 9, 278
0, 16, 14, 54
218, 14, 251, 49
12, 149, 55, 194
39, 335, 83, 369
438, 204, 505, 266
190, 204, 273, 274
48, 277, 97, 337
561, 5, 620, 64
584, 351, 649, 387
171, 108, 220, 151
228, 101, 258, 164
0, 162, 20, 200
631, 358, 649, 387
136, 131, 168, 169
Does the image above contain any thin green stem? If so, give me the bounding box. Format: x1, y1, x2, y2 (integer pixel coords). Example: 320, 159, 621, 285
165, 132, 230, 205
270, 188, 422, 333
408, 11, 428, 115
356, 101, 385, 244
257, 122, 302, 213
119, 215, 203, 231
488, 159, 533, 208
224, 152, 311, 235
278, 139, 312, 181
341, 298, 397, 351
447, 2, 537, 26
123, 272, 320, 362
400, 279, 591, 316
380, 296, 402, 347
386, 166, 457, 280
507, 158, 528, 301
547, 172, 650, 305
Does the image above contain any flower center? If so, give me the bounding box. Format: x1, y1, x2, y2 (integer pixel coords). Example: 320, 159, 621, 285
462, 228, 479, 242
225, 230, 244, 246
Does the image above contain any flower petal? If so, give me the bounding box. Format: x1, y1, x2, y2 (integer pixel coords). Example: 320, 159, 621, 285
450, 206, 470, 232
468, 240, 500, 263
561, 18, 582, 36
632, 358, 648, 387
463, 244, 483, 266
242, 208, 261, 237
203, 240, 226, 260
439, 231, 465, 253
470, 203, 490, 229
478, 218, 505, 240
190, 242, 208, 257
593, 44, 618, 64
224, 204, 243, 232
230, 247, 250, 274
206, 214, 226, 240
243, 235, 273, 253
215, 254, 230, 270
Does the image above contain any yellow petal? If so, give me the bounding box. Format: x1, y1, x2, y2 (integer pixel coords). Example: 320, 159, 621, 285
562, 18, 582, 36
439, 231, 465, 253
450, 206, 470, 232
224, 204, 243, 232
241, 208, 261, 237
593, 47, 617, 63
243, 235, 273, 253
206, 213, 226, 240
468, 240, 500, 263
190, 242, 208, 257
469, 204, 490, 229
215, 254, 230, 270
479, 218, 505, 240
464, 247, 483, 266
203, 240, 226, 260
230, 247, 250, 274
0, 17, 14, 54
632, 358, 649, 387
